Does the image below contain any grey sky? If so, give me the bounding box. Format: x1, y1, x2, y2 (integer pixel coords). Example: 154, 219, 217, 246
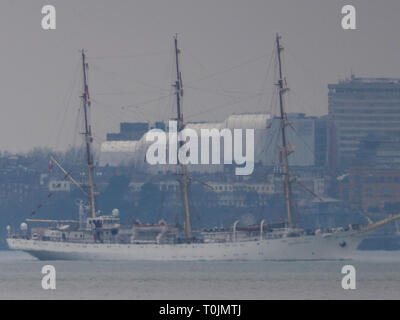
0, 0, 399, 153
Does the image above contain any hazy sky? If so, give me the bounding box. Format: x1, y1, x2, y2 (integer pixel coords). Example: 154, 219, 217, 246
0, 0, 399, 153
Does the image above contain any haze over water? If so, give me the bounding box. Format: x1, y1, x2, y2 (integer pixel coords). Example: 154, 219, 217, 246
1, 250, 400, 299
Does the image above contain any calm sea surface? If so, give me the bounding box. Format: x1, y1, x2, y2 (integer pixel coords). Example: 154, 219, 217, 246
1, 250, 400, 299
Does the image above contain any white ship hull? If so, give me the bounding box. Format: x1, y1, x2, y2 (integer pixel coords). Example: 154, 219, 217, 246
7, 232, 364, 261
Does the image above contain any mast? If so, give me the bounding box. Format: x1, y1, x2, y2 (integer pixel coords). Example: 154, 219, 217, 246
81, 49, 96, 219
275, 34, 294, 228
174, 34, 192, 239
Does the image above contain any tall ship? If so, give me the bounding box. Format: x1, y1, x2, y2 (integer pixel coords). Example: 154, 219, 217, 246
6, 34, 400, 261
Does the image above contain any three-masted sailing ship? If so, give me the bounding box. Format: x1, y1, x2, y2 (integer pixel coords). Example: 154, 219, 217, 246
7, 34, 400, 261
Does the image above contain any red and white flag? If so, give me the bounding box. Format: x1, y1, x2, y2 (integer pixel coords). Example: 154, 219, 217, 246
48, 160, 54, 173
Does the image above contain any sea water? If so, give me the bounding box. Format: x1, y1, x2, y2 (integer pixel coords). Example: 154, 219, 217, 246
0, 250, 400, 299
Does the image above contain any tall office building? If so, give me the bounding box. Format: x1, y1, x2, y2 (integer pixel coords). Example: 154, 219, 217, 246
328, 76, 400, 169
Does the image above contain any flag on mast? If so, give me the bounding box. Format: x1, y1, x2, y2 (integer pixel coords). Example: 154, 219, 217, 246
48, 160, 54, 173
